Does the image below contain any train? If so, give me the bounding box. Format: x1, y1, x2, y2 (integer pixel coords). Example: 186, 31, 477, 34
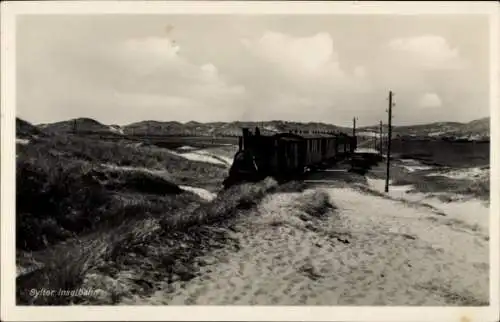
223, 127, 358, 187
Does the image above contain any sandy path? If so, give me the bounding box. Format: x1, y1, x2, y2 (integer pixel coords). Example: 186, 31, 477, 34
134, 186, 489, 306
366, 177, 489, 232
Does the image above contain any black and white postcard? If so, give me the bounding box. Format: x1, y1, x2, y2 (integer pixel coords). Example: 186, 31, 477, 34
1, 1, 498, 321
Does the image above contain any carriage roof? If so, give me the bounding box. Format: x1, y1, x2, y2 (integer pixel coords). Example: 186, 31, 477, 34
272, 132, 338, 140
241, 127, 352, 142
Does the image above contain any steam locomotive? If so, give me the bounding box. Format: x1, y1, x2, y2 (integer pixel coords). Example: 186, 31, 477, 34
223, 127, 357, 187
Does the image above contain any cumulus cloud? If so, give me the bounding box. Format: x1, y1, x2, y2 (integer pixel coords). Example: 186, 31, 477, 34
18, 35, 247, 123
388, 35, 464, 70
241, 31, 369, 89
419, 92, 442, 108
109, 36, 246, 99
242, 32, 343, 79
237, 31, 372, 122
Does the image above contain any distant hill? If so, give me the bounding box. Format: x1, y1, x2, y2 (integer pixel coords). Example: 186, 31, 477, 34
121, 120, 350, 137
460, 117, 490, 136
33, 116, 490, 140
368, 117, 490, 140
395, 118, 489, 138
39, 117, 121, 135
16, 118, 45, 139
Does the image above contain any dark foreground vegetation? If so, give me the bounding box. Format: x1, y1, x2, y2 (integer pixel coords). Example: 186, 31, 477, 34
15, 126, 309, 305
16, 134, 229, 252
365, 155, 490, 202
392, 172, 489, 201
17, 176, 295, 305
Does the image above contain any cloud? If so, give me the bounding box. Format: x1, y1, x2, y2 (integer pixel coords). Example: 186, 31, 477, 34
18, 35, 247, 123
122, 36, 181, 61
16, 16, 489, 127
242, 32, 342, 79
241, 31, 369, 90
388, 35, 464, 70
237, 31, 372, 122
419, 92, 442, 108
109, 36, 245, 98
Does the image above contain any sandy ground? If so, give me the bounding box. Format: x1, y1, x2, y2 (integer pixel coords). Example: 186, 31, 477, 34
366, 178, 489, 232
398, 159, 434, 172
354, 148, 380, 154
132, 184, 489, 306
179, 185, 217, 201
426, 166, 490, 180
16, 138, 30, 145
167, 147, 234, 166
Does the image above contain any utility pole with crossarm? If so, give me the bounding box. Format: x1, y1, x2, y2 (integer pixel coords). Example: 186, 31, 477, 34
385, 91, 394, 193
379, 120, 384, 155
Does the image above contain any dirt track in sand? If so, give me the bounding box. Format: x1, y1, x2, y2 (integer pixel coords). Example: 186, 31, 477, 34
131, 185, 488, 306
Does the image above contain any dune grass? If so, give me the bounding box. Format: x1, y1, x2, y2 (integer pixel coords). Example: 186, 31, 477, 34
16, 131, 240, 303
16, 153, 201, 252
15, 125, 288, 304
17, 178, 282, 305
16, 132, 236, 248
17, 134, 228, 189
364, 156, 490, 201
294, 190, 336, 219
391, 173, 490, 201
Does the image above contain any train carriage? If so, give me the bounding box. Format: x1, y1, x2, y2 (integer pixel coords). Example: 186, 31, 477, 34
224, 127, 357, 187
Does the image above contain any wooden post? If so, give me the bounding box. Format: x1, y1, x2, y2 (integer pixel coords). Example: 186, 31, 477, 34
379, 120, 384, 155
385, 91, 393, 193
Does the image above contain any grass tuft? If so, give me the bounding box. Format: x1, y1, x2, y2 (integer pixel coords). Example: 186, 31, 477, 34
294, 190, 336, 219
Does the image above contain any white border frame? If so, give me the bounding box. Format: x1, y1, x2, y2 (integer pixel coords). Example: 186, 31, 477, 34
1, 1, 499, 321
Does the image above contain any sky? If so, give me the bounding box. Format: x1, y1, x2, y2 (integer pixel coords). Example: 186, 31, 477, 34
16, 14, 490, 127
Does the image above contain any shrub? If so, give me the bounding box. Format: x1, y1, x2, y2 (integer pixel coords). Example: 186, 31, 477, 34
16, 157, 110, 251
16, 155, 194, 251
295, 190, 335, 218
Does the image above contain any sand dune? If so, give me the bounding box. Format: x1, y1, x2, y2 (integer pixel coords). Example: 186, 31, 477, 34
366, 177, 489, 232
168, 149, 231, 166
179, 185, 217, 201
134, 186, 488, 306
426, 166, 489, 180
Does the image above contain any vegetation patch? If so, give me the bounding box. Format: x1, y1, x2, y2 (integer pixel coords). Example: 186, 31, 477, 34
392, 174, 490, 201
294, 190, 336, 219
16, 177, 281, 305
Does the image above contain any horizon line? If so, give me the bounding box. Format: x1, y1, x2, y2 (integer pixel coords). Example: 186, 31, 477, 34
16, 115, 490, 129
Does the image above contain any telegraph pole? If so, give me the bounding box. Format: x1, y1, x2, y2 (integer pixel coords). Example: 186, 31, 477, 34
385, 91, 394, 193
352, 117, 357, 137
379, 120, 384, 155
